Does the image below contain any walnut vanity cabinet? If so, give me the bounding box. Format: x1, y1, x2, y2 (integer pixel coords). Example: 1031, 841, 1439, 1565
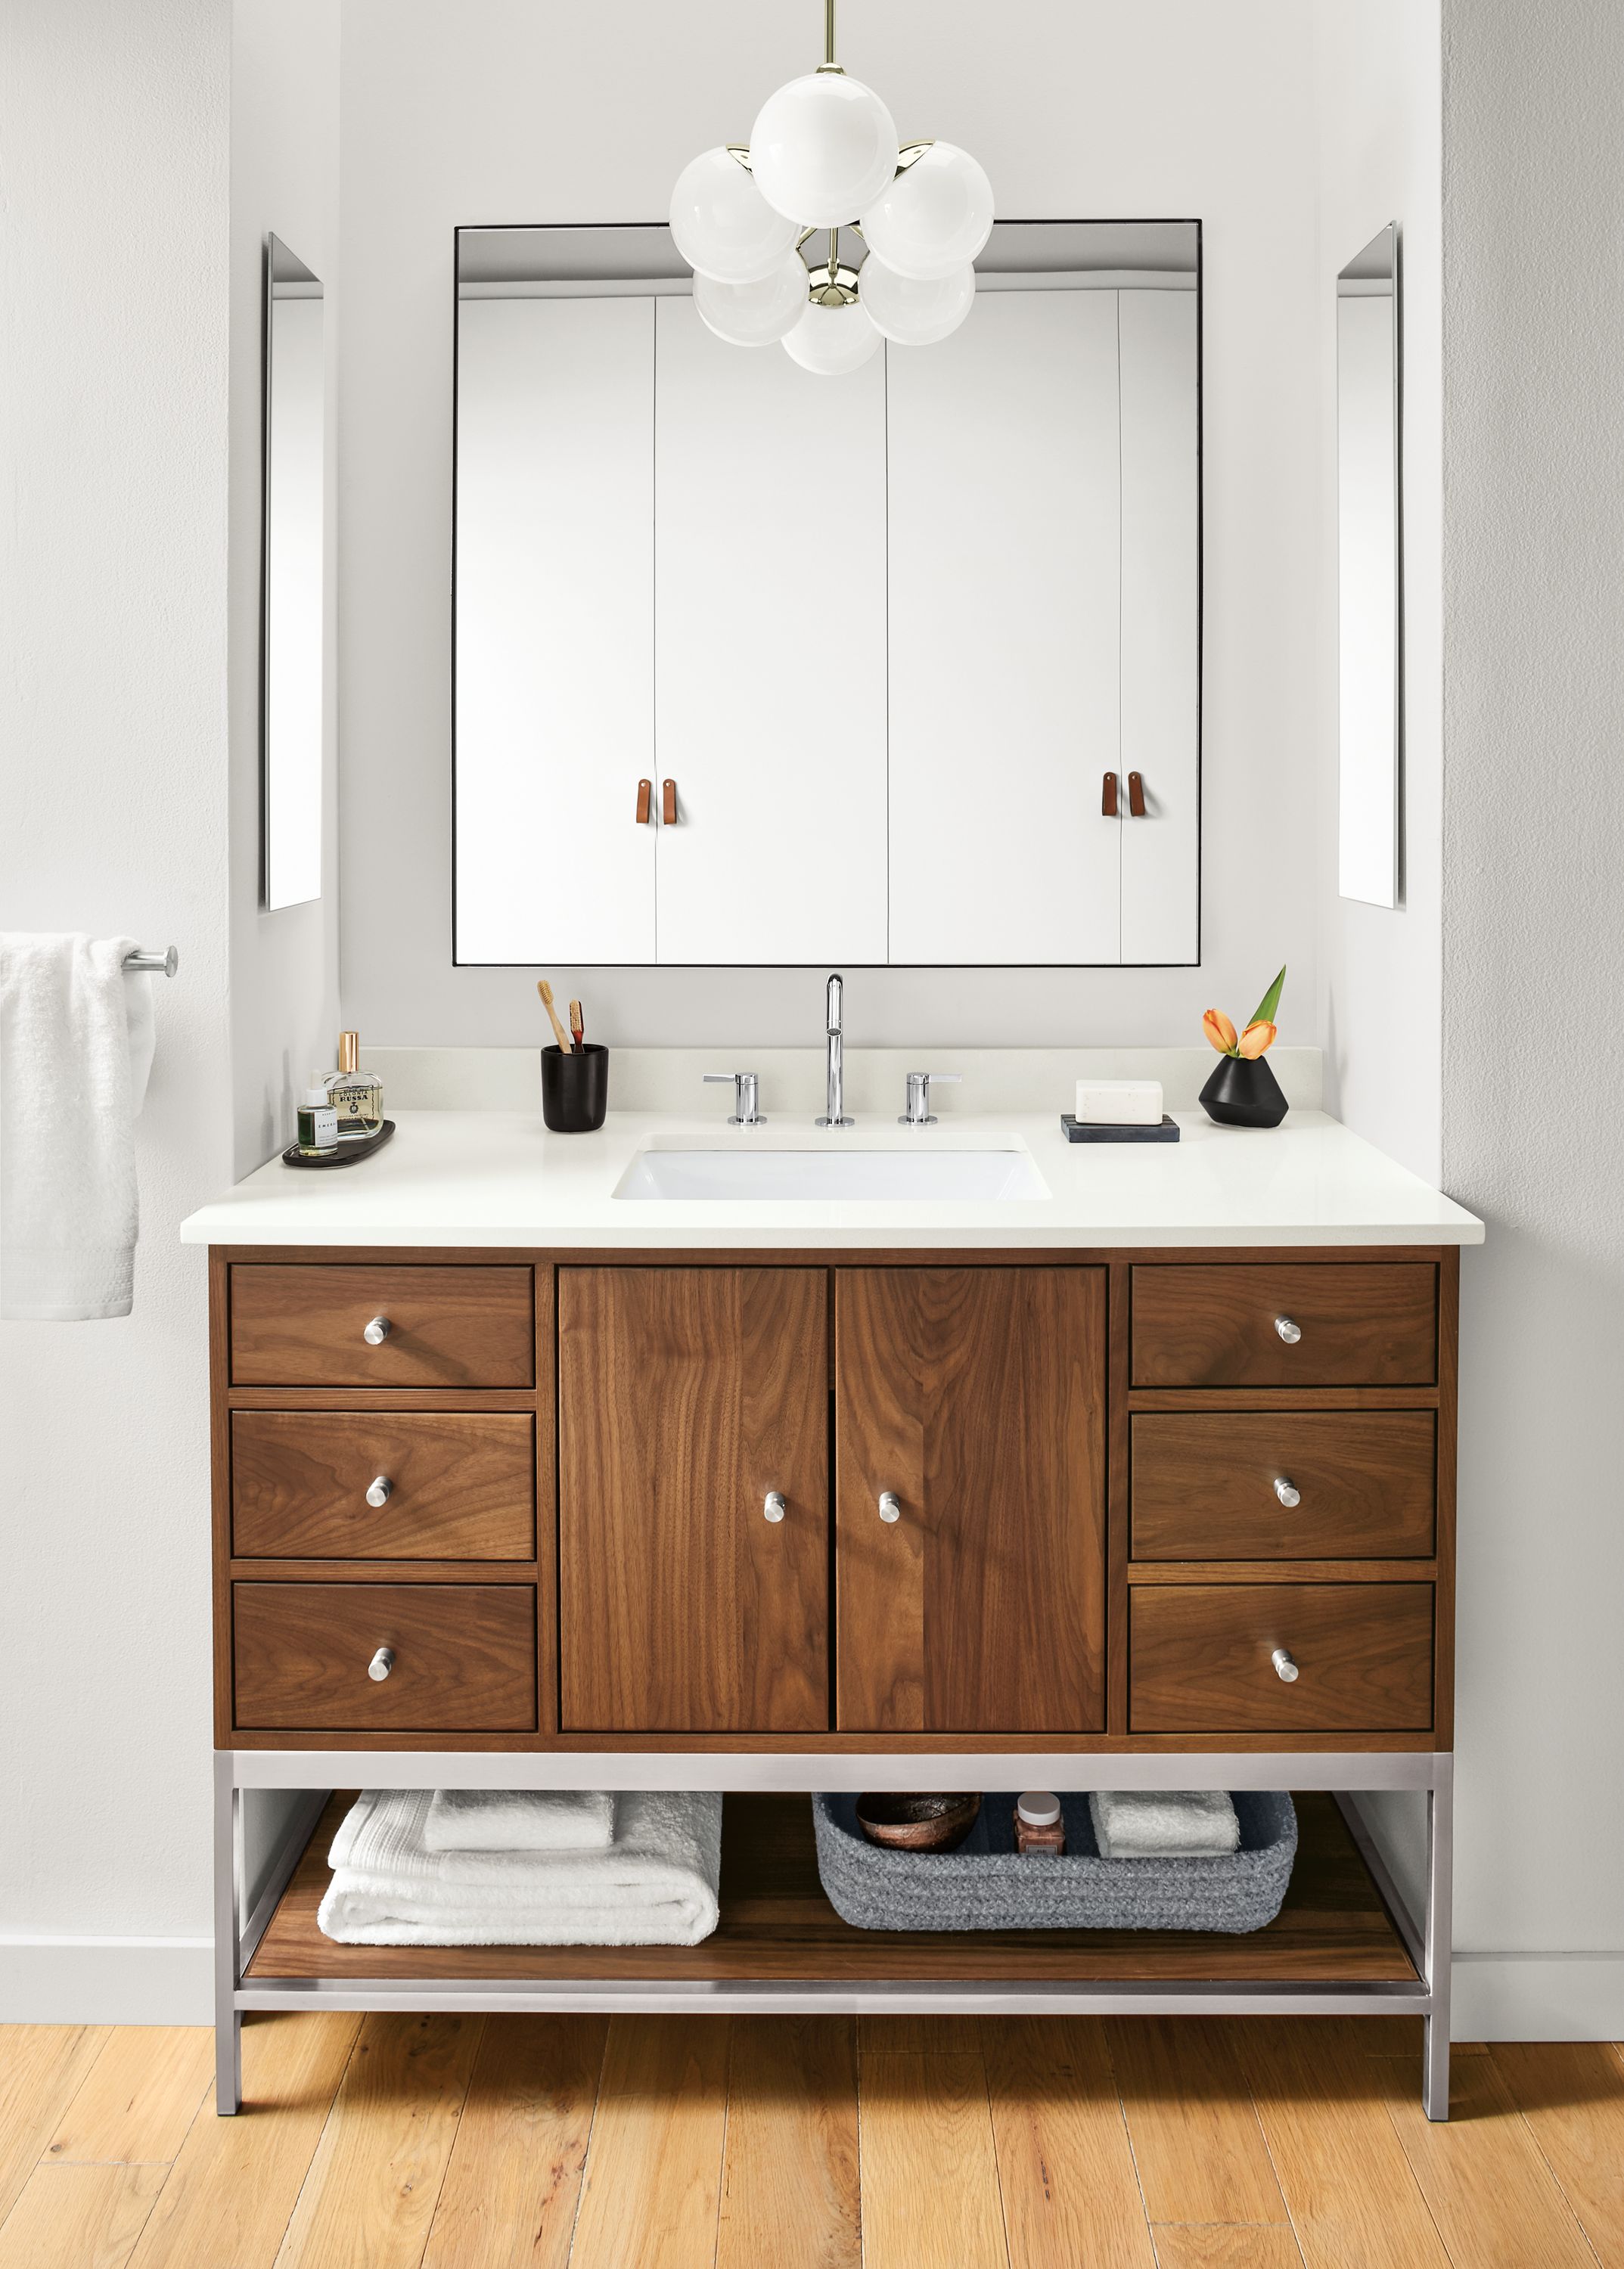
206, 1240, 1462, 2123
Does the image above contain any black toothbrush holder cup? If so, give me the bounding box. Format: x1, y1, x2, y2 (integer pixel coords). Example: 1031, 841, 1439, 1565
540, 1043, 609, 1133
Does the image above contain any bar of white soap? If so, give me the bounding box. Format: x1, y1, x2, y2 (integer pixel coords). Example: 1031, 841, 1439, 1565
1075, 1078, 1163, 1126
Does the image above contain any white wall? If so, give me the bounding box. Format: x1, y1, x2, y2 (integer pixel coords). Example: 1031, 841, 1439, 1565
0, 0, 231, 2018
1439, 0, 1624, 2036
230, 2, 342, 1175
337, 0, 1323, 1054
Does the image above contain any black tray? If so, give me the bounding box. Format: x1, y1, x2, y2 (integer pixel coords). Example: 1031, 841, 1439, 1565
1060, 1113, 1179, 1143
282, 1119, 396, 1169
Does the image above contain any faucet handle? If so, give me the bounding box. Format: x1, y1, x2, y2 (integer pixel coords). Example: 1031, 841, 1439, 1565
703, 1072, 764, 1126
899, 1072, 961, 1126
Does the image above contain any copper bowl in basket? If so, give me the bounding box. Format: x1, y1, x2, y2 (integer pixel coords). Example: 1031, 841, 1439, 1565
854, 1793, 982, 1854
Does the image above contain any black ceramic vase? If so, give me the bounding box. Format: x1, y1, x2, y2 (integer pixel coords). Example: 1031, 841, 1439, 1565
1200, 1053, 1288, 1128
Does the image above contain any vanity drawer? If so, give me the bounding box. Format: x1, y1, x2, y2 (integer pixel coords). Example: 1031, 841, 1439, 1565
1131, 1264, 1437, 1388
232, 1582, 537, 1731
231, 1412, 536, 1560
229, 1265, 534, 1388
1130, 1411, 1436, 1560
1129, 1581, 1434, 1732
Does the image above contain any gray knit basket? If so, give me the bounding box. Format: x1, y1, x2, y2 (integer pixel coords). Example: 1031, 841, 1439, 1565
811, 1791, 1297, 1933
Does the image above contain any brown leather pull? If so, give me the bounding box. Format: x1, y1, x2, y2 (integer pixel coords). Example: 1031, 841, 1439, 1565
635, 778, 652, 825
1101, 771, 1118, 818
1127, 770, 1146, 818
662, 778, 678, 826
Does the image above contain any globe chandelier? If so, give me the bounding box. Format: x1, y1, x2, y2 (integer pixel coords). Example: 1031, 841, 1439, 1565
668, 0, 995, 374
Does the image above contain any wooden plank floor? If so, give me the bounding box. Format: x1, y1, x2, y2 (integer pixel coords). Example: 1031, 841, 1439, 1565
248, 1792, 1417, 1983
2, 2018, 1619, 2267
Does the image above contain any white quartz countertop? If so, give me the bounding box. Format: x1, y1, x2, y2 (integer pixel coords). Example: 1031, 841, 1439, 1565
180, 1108, 1484, 1249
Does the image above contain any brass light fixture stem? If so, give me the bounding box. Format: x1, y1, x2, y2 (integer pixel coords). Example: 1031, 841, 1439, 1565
825, 0, 837, 67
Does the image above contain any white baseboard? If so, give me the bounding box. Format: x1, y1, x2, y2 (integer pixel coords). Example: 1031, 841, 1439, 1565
1452, 1952, 1624, 2039
2, 1934, 1616, 2038
0, 1938, 213, 2025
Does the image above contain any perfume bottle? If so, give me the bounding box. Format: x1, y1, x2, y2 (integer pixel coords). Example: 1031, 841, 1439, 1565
297, 1076, 339, 1156
327, 1030, 383, 1138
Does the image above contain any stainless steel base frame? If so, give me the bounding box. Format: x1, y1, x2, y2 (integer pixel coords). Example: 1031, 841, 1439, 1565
213, 1749, 1453, 2121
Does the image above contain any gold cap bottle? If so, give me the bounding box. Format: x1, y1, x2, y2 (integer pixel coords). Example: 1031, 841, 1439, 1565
328, 1030, 383, 1136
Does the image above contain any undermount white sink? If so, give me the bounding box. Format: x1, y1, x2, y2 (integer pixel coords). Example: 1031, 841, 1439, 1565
613, 1147, 1050, 1203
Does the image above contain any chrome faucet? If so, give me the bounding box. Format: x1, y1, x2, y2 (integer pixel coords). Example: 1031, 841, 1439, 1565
815, 973, 854, 1128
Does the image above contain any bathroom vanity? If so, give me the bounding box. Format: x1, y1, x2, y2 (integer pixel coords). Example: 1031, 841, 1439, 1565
185, 1097, 1480, 2119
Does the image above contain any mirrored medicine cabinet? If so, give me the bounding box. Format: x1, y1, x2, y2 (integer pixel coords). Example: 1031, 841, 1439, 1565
1337, 221, 1401, 909
452, 219, 1202, 968
260, 234, 326, 912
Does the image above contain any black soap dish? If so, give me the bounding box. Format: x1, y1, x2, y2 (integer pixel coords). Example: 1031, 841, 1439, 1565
282, 1120, 396, 1169
1060, 1113, 1180, 1144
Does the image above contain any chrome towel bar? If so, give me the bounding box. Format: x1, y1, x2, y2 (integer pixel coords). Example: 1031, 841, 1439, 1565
123, 946, 178, 977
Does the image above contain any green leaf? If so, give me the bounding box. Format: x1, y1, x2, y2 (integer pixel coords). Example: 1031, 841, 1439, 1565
1247, 964, 1286, 1031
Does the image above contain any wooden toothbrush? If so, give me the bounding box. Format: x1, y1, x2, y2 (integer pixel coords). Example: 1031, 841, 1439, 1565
536, 979, 572, 1053
569, 998, 585, 1051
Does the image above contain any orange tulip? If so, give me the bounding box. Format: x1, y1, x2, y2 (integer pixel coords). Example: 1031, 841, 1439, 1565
1237, 1020, 1276, 1059
1203, 1009, 1238, 1054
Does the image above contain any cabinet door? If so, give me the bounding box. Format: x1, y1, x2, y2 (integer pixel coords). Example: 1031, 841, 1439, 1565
1118, 288, 1200, 964
652, 299, 888, 964
887, 292, 1123, 964
455, 296, 655, 962
835, 1268, 1107, 1731
558, 1268, 828, 1731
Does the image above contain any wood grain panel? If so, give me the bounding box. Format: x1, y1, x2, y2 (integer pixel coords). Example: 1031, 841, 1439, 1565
1489, 2042, 1624, 2267
0, 2163, 165, 2269
557, 1268, 828, 1733
0, 2027, 110, 2225
232, 1583, 536, 1732
45, 2028, 213, 2164
248, 1790, 1416, 1985
229, 1264, 533, 1388
1131, 1411, 1436, 1560
835, 1267, 1107, 1732
1129, 1583, 1434, 1734
1131, 1264, 1437, 1387
231, 1411, 535, 1560
717, 2020, 860, 2269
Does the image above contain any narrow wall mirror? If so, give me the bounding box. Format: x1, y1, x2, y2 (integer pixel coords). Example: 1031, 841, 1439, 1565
452, 219, 1201, 968
261, 234, 325, 911
1337, 222, 1400, 908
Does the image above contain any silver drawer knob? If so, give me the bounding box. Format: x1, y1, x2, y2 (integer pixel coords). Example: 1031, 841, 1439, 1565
365, 1475, 394, 1508
1272, 1647, 1299, 1682
878, 1491, 902, 1524
368, 1647, 395, 1682
1274, 1476, 1301, 1508
1274, 1315, 1302, 1345
363, 1315, 391, 1346
763, 1491, 787, 1524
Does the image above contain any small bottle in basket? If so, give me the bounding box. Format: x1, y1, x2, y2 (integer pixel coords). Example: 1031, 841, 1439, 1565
1014, 1791, 1066, 1855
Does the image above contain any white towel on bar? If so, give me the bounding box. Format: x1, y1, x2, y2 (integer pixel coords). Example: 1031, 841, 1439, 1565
422, 1787, 616, 1854
0, 933, 156, 1321
318, 1788, 722, 1946
1089, 1789, 1241, 1858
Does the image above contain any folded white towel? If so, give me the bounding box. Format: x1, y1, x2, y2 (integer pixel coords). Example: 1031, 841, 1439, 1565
318, 1788, 722, 1946
422, 1788, 616, 1854
0, 934, 156, 1320
1089, 1789, 1241, 1858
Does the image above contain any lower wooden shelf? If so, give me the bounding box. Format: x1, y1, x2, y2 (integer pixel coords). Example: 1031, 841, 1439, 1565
246, 1788, 1417, 1986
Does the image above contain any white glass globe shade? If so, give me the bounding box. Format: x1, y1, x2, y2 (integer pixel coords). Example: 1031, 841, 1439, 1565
669, 147, 798, 284
782, 297, 881, 375
860, 257, 974, 346
750, 73, 899, 228
694, 253, 809, 347
860, 141, 994, 280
